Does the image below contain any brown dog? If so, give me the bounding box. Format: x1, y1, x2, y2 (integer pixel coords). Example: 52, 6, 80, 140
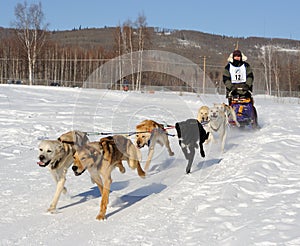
37, 130, 89, 212
72, 135, 145, 220
135, 119, 174, 171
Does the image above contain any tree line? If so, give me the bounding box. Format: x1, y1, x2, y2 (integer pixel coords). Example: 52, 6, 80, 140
1, 1, 300, 96
0, 2, 155, 89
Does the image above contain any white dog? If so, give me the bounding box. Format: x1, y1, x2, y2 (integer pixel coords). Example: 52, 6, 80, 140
37, 130, 89, 212
214, 103, 240, 127
207, 106, 227, 152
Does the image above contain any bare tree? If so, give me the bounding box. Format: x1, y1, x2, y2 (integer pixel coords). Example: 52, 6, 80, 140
135, 13, 148, 91
122, 20, 135, 89
260, 45, 274, 95
13, 1, 48, 85
273, 54, 280, 96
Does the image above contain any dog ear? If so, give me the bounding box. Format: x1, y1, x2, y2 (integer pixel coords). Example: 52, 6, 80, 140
62, 142, 71, 153
157, 123, 164, 129
58, 131, 76, 144
58, 130, 89, 146
73, 131, 89, 146
175, 122, 181, 138
48, 142, 66, 168
85, 145, 96, 157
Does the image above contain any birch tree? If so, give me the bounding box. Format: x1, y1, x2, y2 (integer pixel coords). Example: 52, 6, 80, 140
273, 55, 280, 96
260, 45, 274, 95
122, 21, 135, 89
135, 13, 148, 91
13, 1, 48, 85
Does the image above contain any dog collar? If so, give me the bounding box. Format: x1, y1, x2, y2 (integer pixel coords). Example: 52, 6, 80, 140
210, 124, 222, 132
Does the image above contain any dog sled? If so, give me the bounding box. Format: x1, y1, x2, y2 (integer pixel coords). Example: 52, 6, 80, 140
228, 90, 258, 129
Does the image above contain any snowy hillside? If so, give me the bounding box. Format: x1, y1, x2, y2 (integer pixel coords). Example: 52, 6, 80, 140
0, 85, 299, 245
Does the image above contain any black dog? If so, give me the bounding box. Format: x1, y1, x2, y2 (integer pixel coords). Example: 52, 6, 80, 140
175, 119, 209, 174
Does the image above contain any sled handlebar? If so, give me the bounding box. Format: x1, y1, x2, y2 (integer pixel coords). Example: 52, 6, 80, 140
229, 89, 252, 97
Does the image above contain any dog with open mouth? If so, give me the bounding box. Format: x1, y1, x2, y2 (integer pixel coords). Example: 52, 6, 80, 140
207, 106, 227, 152
37, 130, 89, 212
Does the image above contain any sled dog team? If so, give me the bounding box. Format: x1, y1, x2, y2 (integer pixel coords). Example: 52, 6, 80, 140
37, 103, 238, 220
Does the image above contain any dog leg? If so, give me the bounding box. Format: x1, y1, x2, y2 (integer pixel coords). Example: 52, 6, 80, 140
128, 159, 145, 178
230, 108, 240, 127
48, 169, 67, 212
199, 143, 205, 158
92, 175, 104, 197
165, 138, 174, 156
136, 161, 146, 178
233, 116, 240, 127
96, 173, 112, 220
186, 146, 195, 174
48, 177, 66, 212
116, 161, 125, 173
144, 147, 155, 171
220, 127, 227, 153
180, 145, 189, 160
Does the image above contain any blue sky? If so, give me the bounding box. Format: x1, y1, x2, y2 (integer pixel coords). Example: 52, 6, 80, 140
1, 0, 300, 40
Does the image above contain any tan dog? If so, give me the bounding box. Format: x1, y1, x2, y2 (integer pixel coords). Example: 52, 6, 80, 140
72, 135, 145, 220
37, 130, 89, 212
135, 119, 174, 171
197, 105, 210, 123
214, 103, 240, 127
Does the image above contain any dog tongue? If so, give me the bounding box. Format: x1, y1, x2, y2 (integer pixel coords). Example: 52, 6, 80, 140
37, 161, 44, 166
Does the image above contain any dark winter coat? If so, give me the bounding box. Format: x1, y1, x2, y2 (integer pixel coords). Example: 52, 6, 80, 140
222, 54, 254, 97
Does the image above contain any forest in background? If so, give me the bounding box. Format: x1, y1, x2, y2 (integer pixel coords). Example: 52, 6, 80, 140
1, 3, 300, 96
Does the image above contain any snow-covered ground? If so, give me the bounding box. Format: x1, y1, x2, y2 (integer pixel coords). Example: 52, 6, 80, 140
0, 84, 300, 245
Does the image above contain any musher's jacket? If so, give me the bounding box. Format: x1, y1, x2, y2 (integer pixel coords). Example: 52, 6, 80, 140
222, 54, 254, 97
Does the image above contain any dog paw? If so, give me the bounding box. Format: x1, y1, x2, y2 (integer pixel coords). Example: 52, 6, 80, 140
47, 207, 57, 213
118, 166, 126, 173
169, 152, 175, 156
96, 213, 106, 220
62, 187, 67, 194
138, 170, 146, 179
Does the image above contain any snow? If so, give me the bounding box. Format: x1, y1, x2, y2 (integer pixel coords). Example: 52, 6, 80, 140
1, 84, 300, 245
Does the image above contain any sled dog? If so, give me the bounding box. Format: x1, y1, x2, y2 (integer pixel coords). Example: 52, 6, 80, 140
37, 130, 89, 212
197, 105, 210, 123
72, 135, 145, 220
175, 119, 209, 174
214, 103, 240, 127
208, 106, 227, 152
135, 119, 174, 171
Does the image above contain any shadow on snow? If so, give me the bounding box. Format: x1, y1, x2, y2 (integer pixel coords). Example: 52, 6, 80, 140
58, 181, 167, 219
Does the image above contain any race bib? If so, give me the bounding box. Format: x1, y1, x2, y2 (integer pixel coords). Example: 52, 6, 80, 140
229, 64, 246, 83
